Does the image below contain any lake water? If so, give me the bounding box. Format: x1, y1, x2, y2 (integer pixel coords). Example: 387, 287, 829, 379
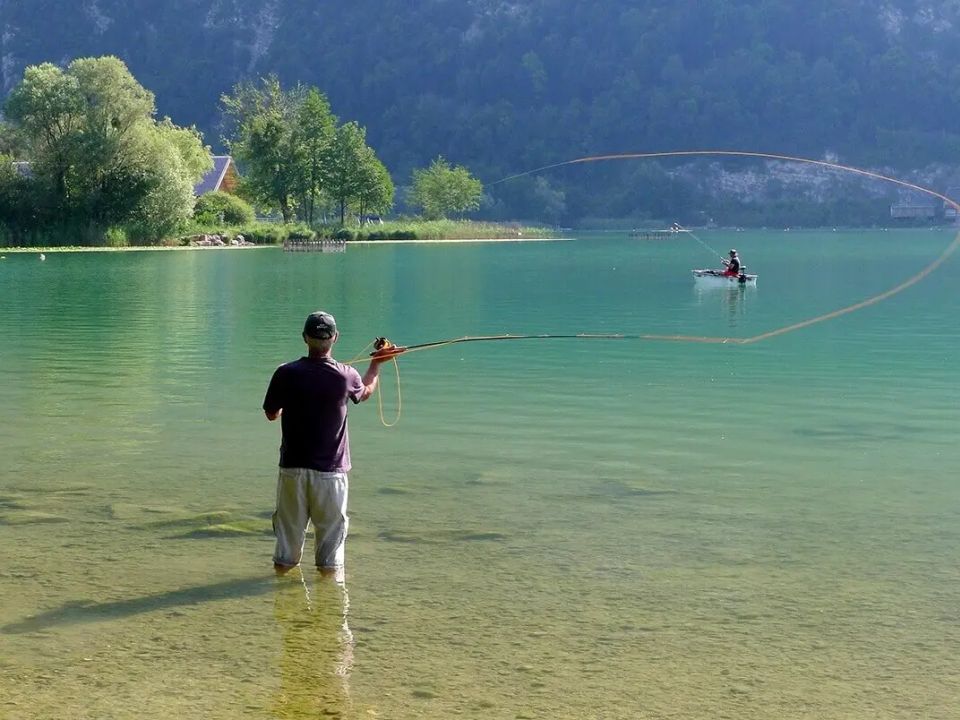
1, 231, 958, 719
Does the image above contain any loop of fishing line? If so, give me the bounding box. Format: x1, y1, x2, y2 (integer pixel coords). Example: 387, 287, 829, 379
346, 338, 402, 426
491, 149, 960, 341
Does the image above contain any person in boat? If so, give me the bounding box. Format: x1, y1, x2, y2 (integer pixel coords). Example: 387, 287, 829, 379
721, 249, 742, 276
263, 311, 387, 576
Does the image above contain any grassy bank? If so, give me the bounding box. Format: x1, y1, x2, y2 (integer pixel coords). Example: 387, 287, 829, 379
317, 219, 557, 241
1, 219, 557, 250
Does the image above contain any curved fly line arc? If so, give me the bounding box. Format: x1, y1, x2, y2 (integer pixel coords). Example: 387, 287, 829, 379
492, 149, 960, 344
347, 151, 960, 424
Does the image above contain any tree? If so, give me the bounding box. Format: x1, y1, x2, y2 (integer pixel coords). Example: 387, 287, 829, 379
354, 149, 395, 220
409, 157, 483, 219
293, 88, 336, 224
221, 76, 307, 222
5, 62, 85, 203
124, 122, 198, 240
323, 121, 368, 224
194, 190, 256, 225
3, 56, 211, 243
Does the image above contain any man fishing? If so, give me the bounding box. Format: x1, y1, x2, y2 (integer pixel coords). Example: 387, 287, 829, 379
721, 249, 742, 276
263, 311, 386, 576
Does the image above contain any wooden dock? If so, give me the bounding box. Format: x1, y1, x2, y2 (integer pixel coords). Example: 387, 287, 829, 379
283, 239, 347, 253
631, 229, 690, 241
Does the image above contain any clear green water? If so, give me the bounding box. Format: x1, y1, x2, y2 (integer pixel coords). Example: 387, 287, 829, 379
1, 231, 958, 719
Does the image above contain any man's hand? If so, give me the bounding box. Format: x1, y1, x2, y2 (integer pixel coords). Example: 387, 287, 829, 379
265, 409, 281, 421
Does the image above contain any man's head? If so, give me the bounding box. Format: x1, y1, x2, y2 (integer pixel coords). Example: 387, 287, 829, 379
729, 249, 738, 256
302, 311, 338, 353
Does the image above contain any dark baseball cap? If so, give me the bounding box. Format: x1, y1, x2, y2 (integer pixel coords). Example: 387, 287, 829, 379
303, 311, 337, 339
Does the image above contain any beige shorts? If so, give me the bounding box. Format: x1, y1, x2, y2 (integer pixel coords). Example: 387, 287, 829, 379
272, 467, 349, 569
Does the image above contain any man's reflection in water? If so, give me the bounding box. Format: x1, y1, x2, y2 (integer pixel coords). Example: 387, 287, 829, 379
272, 567, 355, 719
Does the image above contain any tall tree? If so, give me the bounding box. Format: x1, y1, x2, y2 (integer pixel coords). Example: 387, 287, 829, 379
293, 88, 336, 225
409, 157, 483, 219
221, 76, 304, 222
354, 148, 395, 220
5, 62, 85, 203
3, 56, 211, 242
323, 121, 368, 224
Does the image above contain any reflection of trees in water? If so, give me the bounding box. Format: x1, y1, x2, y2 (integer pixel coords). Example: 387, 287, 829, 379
272, 569, 355, 719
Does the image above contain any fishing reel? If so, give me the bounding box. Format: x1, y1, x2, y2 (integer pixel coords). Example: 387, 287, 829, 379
370, 336, 408, 360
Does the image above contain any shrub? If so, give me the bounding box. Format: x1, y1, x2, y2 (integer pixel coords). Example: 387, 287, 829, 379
286, 225, 314, 240
103, 226, 128, 247
333, 228, 355, 241
194, 191, 256, 226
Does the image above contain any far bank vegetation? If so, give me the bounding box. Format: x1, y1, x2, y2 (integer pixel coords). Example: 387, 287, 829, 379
0, 59, 548, 248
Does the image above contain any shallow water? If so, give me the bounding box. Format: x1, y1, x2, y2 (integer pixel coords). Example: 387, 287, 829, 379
1, 231, 958, 719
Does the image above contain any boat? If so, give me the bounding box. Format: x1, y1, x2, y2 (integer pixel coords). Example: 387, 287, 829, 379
692, 268, 758, 286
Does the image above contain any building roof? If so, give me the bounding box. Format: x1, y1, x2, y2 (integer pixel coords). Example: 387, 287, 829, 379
193, 155, 234, 195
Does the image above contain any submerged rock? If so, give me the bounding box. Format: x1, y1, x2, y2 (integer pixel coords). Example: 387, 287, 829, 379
0, 511, 69, 525
455, 531, 508, 542
172, 520, 271, 538
146, 510, 235, 529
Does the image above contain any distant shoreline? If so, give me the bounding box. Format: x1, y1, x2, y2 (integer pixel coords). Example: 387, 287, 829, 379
0, 245, 271, 254
0, 237, 565, 253
350, 236, 565, 245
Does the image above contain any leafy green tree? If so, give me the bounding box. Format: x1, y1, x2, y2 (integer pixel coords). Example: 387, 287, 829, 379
323, 121, 368, 224
5, 62, 85, 202
3, 56, 211, 243
293, 88, 337, 224
222, 79, 391, 226
354, 149, 395, 219
124, 123, 198, 241
409, 157, 483, 219
194, 190, 256, 225
221, 75, 304, 222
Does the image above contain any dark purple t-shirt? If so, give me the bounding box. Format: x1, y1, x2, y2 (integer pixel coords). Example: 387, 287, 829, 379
263, 356, 365, 472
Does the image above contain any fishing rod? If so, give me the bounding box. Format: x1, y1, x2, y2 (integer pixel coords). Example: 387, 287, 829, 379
365, 331, 740, 362
355, 331, 740, 427
368, 334, 631, 360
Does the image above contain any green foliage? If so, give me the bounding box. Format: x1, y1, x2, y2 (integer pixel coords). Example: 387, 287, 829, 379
222, 79, 393, 226
234, 223, 289, 245
316, 219, 552, 241
223, 77, 346, 224
409, 157, 483, 219
194, 191, 256, 226
222, 76, 303, 222
182, 221, 315, 245
322, 122, 395, 223
103, 226, 128, 247
354, 152, 395, 219
4, 2, 960, 227
1, 56, 211, 245
7, 5, 960, 227
294, 88, 337, 224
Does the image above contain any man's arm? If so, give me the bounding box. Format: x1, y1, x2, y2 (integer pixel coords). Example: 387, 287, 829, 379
263, 366, 284, 420
358, 359, 385, 402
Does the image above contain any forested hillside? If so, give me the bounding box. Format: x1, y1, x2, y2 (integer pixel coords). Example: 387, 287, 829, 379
3, 0, 959, 224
